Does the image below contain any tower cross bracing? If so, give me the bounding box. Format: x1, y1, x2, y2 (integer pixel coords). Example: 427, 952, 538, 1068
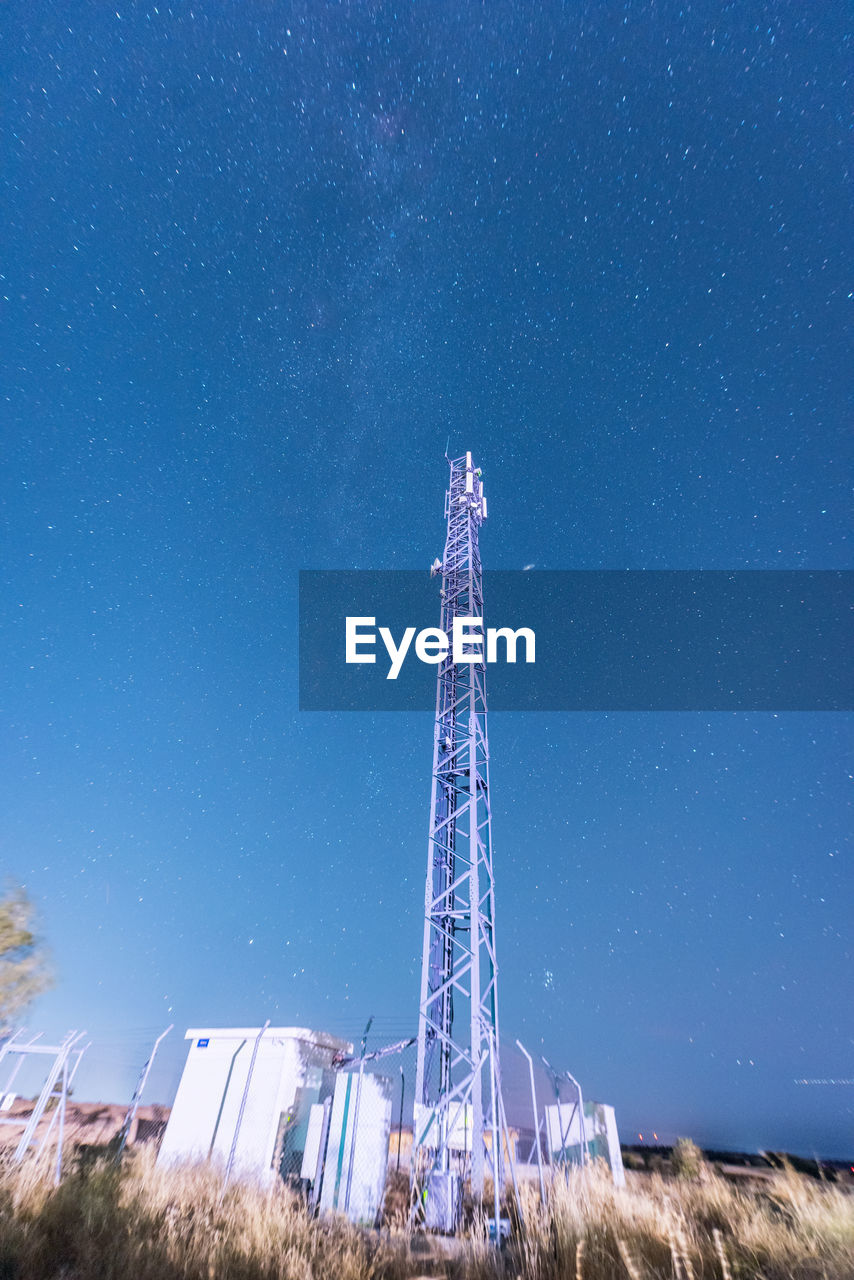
414, 451, 507, 1204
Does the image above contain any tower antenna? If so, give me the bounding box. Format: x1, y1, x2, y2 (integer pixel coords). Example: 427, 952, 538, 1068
413, 451, 506, 1228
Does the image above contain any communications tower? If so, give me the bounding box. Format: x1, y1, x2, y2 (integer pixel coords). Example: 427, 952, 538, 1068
414, 452, 510, 1222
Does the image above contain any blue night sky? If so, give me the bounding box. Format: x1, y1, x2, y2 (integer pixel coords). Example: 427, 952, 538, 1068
2, 3, 851, 1156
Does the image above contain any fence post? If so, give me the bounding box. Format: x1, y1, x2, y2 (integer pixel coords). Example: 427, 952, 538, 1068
223, 1020, 270, 1193
516, 1039, 545, 1205
564, 1070, 587, 1167
116, 1024, 173, 1161
397, 1065, 405, 1172
343, 1015, 373, 1216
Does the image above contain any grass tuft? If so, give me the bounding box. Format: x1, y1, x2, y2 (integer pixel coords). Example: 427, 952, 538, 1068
0, 1149, 851, 1278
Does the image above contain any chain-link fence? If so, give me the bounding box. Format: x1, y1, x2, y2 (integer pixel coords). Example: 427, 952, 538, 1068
290, 1029, 625, 1228
66, 1022, 624, 1232
287, 1032, 419, 1226
499, 1038, 626, 1196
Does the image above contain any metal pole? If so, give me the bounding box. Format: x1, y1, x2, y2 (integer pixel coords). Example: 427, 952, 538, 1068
516, 1039, 545, 1205
496, 1072, 524, 1231
397, 1066, 405, 1172
343, 1015, 373, 1216
223, 1020, 269, 1192
564, 1070, 587, 1166
116, 1024, 173, 1160
54, 1059, 69, 1186
0, 1032, 43, 1095
14, 1031, 84, 1162
542, 1056, 568, 1166
488, 1030, 500, 1230
38, 1039, 90, 1170
310, 1095, 332, 1213
0, 1030, 37, 1085
0, 1029, 25, 1075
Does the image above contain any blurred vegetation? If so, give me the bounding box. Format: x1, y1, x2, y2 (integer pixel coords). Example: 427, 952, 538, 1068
0, 1146, 852, 1278
670, 1136, 705, 1181
0, 884, 53, 1032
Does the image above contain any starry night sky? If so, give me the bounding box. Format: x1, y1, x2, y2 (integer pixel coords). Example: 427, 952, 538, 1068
2, 3, 851, 1156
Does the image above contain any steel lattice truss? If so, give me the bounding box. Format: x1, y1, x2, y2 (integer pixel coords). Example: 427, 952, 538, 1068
414, 452, 508, 1198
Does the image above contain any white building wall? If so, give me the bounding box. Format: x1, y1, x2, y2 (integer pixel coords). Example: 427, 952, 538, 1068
319, 1071, 393, 1223
158, 1027, 350, 1180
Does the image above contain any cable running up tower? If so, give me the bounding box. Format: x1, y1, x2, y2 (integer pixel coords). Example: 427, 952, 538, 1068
414, 452, 508, 1216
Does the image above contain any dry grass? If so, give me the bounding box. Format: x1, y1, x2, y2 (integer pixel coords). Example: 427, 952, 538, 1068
0, 1148, 408, 1280
0, 1149, 851, 1279
512, 1161, 854, 1280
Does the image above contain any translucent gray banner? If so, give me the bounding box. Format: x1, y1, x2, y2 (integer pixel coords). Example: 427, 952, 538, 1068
298, 571, 852, 711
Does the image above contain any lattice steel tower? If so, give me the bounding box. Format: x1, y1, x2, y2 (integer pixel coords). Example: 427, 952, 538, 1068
414, 451, 509, 1208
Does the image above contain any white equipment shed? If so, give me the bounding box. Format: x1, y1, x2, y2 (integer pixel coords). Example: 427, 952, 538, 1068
157, 1026, 350, 1183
